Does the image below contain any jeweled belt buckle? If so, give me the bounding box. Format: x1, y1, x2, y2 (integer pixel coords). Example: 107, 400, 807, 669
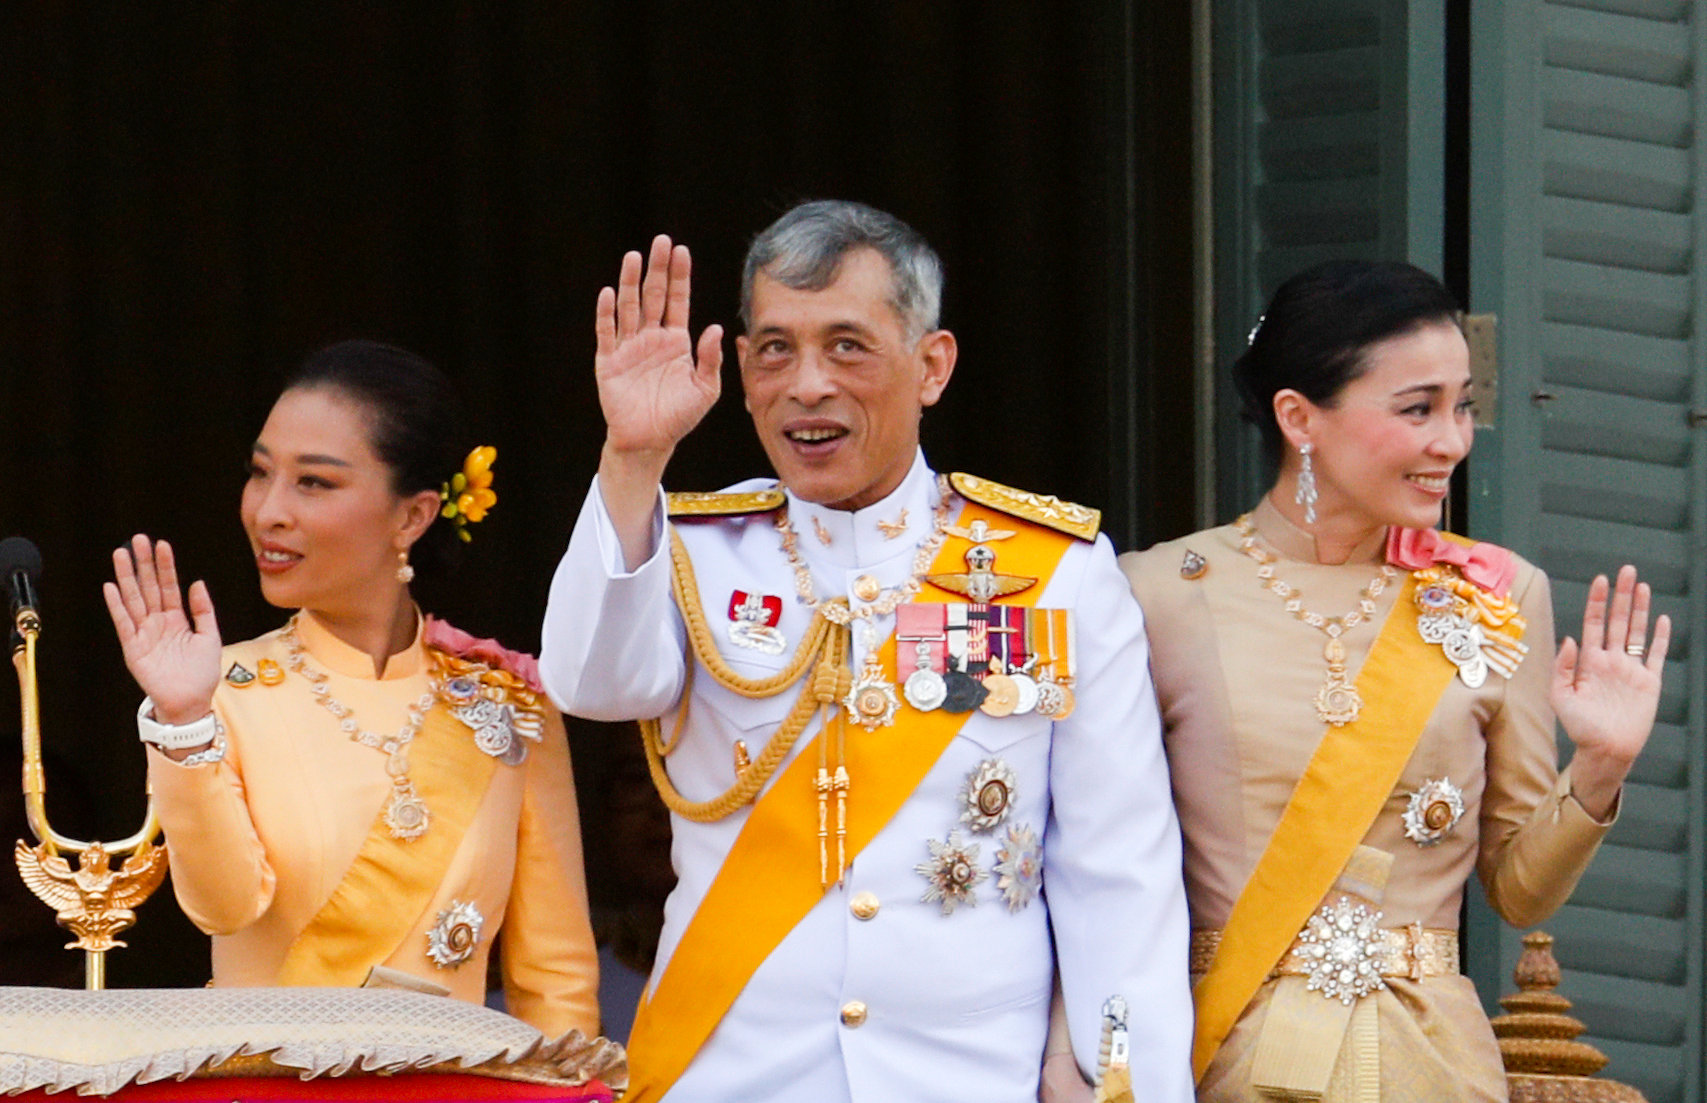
1294, 895, 1387, 1005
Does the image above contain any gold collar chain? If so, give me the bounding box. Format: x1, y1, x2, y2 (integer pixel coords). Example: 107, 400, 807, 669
279, 615, 439, 841
773, 475, 955, 886
774, 474, 955, 627
1233, 515, 1397, 727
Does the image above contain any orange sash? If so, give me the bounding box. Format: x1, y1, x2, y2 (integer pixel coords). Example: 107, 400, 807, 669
624, 503, 1076, 1102
275, 695, 500, 986
1190, 572, 1452, 1080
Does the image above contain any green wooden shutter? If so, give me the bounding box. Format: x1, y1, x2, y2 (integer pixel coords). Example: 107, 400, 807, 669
1467, 2, 1704, 1100
1210, 0, 1445, 516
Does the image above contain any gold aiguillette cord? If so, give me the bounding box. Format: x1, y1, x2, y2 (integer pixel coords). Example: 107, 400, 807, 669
816, 624, 853, 887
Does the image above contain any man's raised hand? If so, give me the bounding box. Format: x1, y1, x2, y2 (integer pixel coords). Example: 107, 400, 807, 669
596, 235, 724, 460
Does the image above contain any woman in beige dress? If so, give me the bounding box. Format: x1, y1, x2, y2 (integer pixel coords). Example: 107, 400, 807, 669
103, 340, 599, 1037
1120, 261, 1667, 1100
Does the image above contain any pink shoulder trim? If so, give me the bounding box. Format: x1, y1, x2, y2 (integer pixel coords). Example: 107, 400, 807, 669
422, 616, 544, 694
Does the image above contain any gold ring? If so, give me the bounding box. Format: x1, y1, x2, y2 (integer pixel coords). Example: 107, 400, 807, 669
1625, 643, 1646, 657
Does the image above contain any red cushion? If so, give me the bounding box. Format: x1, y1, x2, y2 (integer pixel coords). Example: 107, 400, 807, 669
2, 1075, 613, 1102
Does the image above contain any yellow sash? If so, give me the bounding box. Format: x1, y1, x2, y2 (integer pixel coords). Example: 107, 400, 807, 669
275, 694, 501, 985
624, 504, 1076, 1102
1191, 571, 1452, 1082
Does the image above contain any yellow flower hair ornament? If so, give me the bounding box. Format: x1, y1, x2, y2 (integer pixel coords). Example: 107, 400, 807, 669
441, 446, 497, 541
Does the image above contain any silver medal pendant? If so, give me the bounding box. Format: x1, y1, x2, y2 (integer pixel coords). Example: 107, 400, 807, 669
904, 668, 947, 712
1008, 672, 1040, 715
385, 785, 430, 841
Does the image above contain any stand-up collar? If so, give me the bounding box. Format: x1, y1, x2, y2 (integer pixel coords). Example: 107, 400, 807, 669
293, 608, 426, 680
784, 450, 941, 568
1249, 495, 1388, 565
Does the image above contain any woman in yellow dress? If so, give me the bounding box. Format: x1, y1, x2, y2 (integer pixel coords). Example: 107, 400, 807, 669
1120, 261, 1667, 1100
103, 340, 599, 1038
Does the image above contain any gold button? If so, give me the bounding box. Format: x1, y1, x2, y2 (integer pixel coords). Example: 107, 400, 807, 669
852, 574, 882, 602
850, 891, 880, 920
840, 1000, 868, 1027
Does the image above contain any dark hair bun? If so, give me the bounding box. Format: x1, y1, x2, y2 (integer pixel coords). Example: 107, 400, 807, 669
282, 340, 465, 578
1234, 260, 1460, 462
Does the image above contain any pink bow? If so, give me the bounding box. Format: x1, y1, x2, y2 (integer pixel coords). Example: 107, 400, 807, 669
423, 616, 545, 693
1386, 527, 1517, 598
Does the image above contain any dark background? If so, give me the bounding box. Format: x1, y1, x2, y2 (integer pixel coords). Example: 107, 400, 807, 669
0, 4, 1194, 988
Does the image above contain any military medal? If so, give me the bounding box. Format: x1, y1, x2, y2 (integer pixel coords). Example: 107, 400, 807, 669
1032, 608, 1077, 720
960, 758, 1017, 832
426, 899, 483, 968
1009, 669, 1040, 715
1035, 677, 1066, 718
993, 822, 1043, 912
980, 608, 1033, 717
902, 638, 947, 712
844, 627, 900, 730
727, 590, 786, 655
915, 831, 987, 915
1412, 567, 1528, 688
1403, 776, 1465, 846
941, 669, 987, 713
979, 669, 1020, 717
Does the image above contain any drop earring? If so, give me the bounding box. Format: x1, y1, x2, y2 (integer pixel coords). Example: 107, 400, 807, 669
1295, 443, 1318, 525
396, 550, 415, 584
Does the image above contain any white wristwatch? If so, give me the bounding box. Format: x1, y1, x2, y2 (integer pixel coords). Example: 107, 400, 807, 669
136, 698, 221, 751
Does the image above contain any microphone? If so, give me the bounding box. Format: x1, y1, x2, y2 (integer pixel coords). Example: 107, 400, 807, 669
0, 536, 43, 634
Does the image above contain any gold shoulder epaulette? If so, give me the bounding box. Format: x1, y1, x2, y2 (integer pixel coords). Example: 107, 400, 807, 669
666, 488, 786, 517
949, 473, 1100, 541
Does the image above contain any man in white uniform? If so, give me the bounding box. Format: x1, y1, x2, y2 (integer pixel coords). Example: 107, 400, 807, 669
540, 201, 1190, 1103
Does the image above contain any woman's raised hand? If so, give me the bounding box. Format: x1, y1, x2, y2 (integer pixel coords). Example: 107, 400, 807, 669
103, 535, 223, 726
596, 234, 724, 460
1551, 565, 1671, 820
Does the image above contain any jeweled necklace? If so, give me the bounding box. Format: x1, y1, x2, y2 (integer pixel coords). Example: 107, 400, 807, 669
280, 615, 438, 841
1234, 515, 1397, 727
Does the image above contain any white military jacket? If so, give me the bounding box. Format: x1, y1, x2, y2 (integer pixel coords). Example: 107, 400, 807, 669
541, 452, 1192, 1103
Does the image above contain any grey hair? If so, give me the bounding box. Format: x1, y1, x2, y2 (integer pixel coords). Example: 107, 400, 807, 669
739, 200, 944, 341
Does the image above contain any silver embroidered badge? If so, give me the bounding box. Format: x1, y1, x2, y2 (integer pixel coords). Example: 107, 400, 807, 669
916, 831, 987, 916
426, 899, 484, 968
1403, 776, 1465, 846
993, 823, 1043, 912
